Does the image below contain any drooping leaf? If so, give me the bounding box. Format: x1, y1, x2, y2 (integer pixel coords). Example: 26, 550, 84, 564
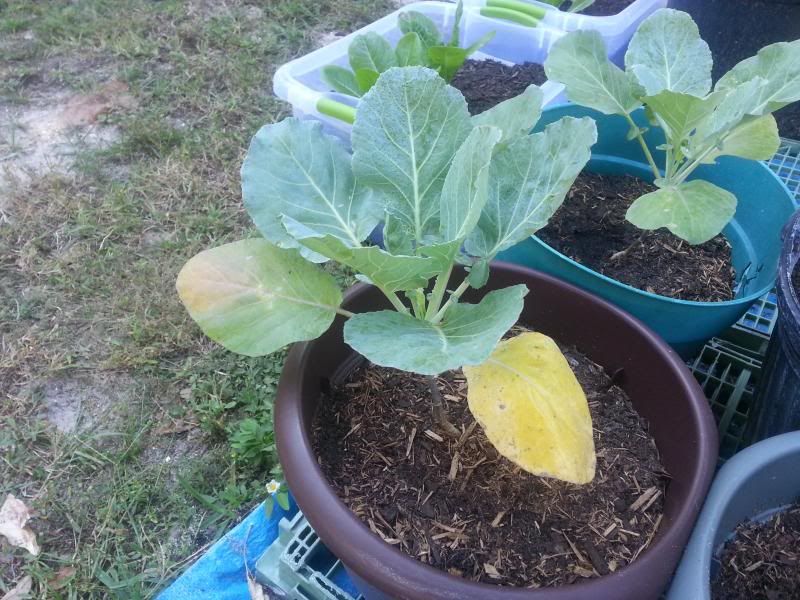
354, 68, 380, 93
241, 119, 378, 262
716, 39, 800, 116
545, 30, 643, 115
398, 10, 442, 51
471, 85, 543, 144
625, 8, 712, 97
395, 32, 427, 67
626, 180, 737, 244
440, 126, 502, 244
464, 332, 595, 484
348, 32, 397, 74
283, 217, 445, 292
321, 65, 361, 97
176, 239, 343, 356
713, 114, 780, 161
465, 116, 597, 259
344, 285, 527, 375
352, 67, 472, 244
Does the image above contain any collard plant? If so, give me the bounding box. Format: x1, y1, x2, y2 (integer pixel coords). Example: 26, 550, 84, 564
545, 8, 800, 244
322, 1, 494, 97
177, 66, 599, 484
539, 0, 595, 13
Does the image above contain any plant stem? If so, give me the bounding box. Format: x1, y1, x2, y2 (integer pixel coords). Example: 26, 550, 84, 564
336, 307, 355, 318
430, 278, 471, 324
624, 113, 661, 180
672, 144, 718, 186
426, 376, 460, 437
381, 288, 411, 315
425, 265, 453, 320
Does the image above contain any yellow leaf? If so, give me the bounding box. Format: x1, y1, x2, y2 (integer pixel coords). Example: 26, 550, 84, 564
463, 332, 596, 484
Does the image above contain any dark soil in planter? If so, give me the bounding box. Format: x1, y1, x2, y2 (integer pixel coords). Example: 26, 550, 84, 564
313, 343, 669, 588
451, 59, 547, 115
537, 172, 736, 302
580, 0, 637, 17
712, 503, 800, 600
792, 260, 800, 298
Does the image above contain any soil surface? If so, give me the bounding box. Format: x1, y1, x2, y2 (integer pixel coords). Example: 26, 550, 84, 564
451, 59, 547, 115
580, 0, 635, 17
314, 343, 668, 588
792, 261, 800, 300
712, 503, 800, 600
537, 172, 736, 302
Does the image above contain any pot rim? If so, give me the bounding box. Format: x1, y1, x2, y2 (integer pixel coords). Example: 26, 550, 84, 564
275, 262, 717, 599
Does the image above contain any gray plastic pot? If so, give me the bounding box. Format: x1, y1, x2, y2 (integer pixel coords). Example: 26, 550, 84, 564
666, 431, 800, 599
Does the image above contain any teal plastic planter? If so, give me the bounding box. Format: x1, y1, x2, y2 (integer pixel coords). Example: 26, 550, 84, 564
666, 431, 800, 599
497, 105, 797, 358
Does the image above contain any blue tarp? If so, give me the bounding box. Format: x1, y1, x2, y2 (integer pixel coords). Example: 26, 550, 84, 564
158, 499, 298, 600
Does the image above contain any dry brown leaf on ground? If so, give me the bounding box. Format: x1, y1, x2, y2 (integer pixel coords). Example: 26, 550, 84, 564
48, 566, 77, 590
1, 575, 32, 600
0, 495, 40, 556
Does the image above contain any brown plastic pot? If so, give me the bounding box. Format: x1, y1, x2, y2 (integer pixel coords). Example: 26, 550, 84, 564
275, 262, 718, 600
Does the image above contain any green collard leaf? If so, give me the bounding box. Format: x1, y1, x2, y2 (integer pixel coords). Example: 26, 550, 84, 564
545, 30, 642, 116
241, 119, 379, 261
645, 90, 722, 142
176, 239, 342, 356
344, 285, 527, 375
348, 32, 397, 75
382, 214, 414, 256
465, 116, 597, 259
450, 0, 464, 47
428, 45, 470, 81
352, 67, 472, 244
716, 40, 800, 116
419, 239, 463, 264
398, 10, 442, 51
283, 217, 445, 292
467, 259, 490, 288
714, 114, 780, 162
626, 180, 737, 244
625, 8, 712, 97
471, 85, 543, 145
354, 68, 379, 93
276, 492, 290, 511
321, 65, 361, 97
440, 126, 502, 243
395, 32, 427, 67
568, 0, 594, 12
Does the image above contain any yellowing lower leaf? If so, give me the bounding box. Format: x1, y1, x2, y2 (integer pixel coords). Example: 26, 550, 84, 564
463, 332, 596, 484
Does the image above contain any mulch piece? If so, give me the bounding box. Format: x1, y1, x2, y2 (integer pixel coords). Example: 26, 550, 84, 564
712, 503, 800, 600
450, 59, 547, 115
537, 172, 736, 302
579, 0, 636, 16
314, 342, 669, 588
792, 258, 800, 299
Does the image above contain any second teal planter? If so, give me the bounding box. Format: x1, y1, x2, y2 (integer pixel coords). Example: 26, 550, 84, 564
497, 105, 797, 358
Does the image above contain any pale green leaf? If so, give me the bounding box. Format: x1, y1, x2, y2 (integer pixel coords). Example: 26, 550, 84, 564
568, 0, 594, 12
645, 90, 722, 141
397, 11, 442, 51
467, 259, 490, 288
471, 85, 543, 144
354, 68, 379, 93
176, 239, 342, 356
395, 32, 427, 67
343, 285, 527, 375
545, 30, 643, 115
428, 45, 470, 81
241, 119, 379, 261
716, 40, 800, 116
321, 65, 361, 97
283, 216, 445, 292
626, 180, 737, 244
714, 114, 780, 162
440, 125, 502, 243
625, 8, 712, 96
465, 116, 597, 258
352, 67, 472, 244
382, 214, 414, 256
450, 0, 464, 47
348, 32, 397, 74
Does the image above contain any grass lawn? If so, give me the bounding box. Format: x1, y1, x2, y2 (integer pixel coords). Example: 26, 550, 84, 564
0, 0, 391, 597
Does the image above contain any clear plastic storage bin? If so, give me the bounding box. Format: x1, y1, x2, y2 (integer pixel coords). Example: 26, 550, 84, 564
273, 1, 567, 142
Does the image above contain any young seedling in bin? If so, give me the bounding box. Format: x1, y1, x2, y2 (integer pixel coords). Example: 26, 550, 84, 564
322, 1, 495, 97
545, 8, 800, 244
539, 0, 595, 14
177, 66, 599, 485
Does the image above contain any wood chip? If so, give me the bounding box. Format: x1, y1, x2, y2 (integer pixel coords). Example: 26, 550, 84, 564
424, 429, 444, 442
448, 452, 459, 481
628, 486, 659, 512
491, 511, 506, 528
405, 426, 417, 458
559, 530, 587, 564
483, 563, 501, 579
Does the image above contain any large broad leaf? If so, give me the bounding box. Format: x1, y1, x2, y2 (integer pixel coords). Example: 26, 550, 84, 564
471, 85, 543, 145
626, 180, 737, 244
321, 65, 361, 97
283, 216, 445, 292
465, 116, 597, 259
716, 40, 800, 116
348, 32, 397, 74
397, 10, 442, 51
352, 67, 472, 244
713, 114, 780, 162
464, 332, 595, 485
625, 8, 712, 97
344, 285, 527, 375
176, 239, 343, 356
440, 126, 502, 244
241, 119, 378, 261
645, 90, 722, 142
545, 30, 642, 115
395, 32, 427, 67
